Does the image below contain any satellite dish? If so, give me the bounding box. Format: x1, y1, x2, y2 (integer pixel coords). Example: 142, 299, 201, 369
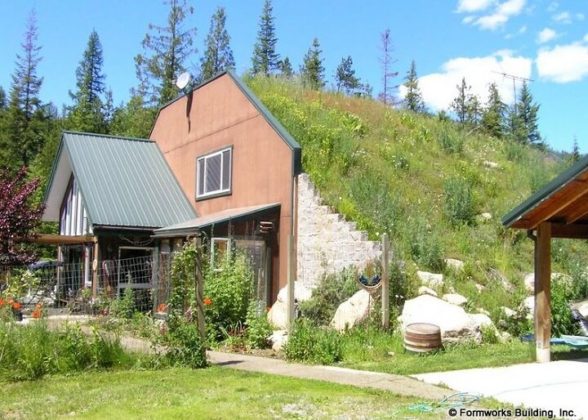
175, 72, 192, 90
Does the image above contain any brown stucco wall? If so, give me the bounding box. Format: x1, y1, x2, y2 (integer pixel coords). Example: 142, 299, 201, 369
150, 74, 294, 301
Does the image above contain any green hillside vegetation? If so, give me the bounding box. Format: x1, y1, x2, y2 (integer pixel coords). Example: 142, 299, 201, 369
247, 75, 588, 323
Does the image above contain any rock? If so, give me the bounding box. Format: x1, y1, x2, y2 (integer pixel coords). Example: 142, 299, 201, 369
523, 272, 572, 294
418, 286, 438, 297
276, 282, 313, 304
572, 300, 588, 318
331, 289, 373, 331
475, 283, 485, 293
442, 293, 468, 307
483, 160, 499, 169
417, 271, 443, 288
523, 296, 534, 320
270, 330, 288, 352
400, 294, 490, 343
480, 212, 492, 220
501, 306, 516, 318
268, 282, 314, 329
444, 258, 464, 271
476, 308, 490, 316
499, 331, 512, 343
470, 313, 493, 328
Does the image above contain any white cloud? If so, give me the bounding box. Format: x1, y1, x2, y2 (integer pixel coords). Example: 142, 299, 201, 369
547, 2, 559, 13
459, 0, 527, 30
456, 0, 494, 13
577, 13, 585, 21
553, 11, 572, 23
537, 28, 557, 44
399, 50, 532, 111
537, 43, 588, 82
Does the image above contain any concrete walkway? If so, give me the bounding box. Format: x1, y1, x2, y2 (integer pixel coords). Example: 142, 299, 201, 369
207, 350, 449, 400
415, 358, 588, 419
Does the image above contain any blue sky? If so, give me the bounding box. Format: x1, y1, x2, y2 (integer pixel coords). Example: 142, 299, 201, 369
1, 0, 588, 153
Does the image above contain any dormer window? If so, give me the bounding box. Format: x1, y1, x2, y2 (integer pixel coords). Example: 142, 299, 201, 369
196, 146, 232, 199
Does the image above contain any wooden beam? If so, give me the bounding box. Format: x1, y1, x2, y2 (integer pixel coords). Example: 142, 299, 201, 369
525, 180, 588, 229
550, 223, 588, 239
381, 233, 390, 331
26, 234, 96, 245
564, 198, 588, 225
535, 222, 551, 363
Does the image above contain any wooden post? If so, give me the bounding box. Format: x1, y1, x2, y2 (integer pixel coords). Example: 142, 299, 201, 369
381, 234, 390, 330
193, 236, 206, 342
92, 238, 100, 299
535, 222, 552, 363
286, 234, 295, 331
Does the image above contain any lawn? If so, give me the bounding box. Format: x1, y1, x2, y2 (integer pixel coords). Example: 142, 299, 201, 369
1, 367, 444, 419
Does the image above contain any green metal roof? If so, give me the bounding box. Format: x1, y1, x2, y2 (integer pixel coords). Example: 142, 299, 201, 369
152, 70, 302, 175
153, 203, 280, 238
46, 131, 196, 229
502, 153, 588, 227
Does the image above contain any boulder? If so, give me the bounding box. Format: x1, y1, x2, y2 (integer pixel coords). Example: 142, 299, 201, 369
400, 294, 491, 343
501, 306, 516, 318
442, 293, 468, 307
268, 282, 313, 329
331, 289, 373, 331
417, 271, 443, 288
418, 286, 438, 297
444, 258, 464, 271
475, 283, 485, 293
572, 300, 588, 318
483, 160, 499, 169
270, 330, 288, 352
523, 296, 534, 320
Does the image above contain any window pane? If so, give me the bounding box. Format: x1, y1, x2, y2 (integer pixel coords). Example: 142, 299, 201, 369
222, 149, 231, 190
197, 158, 205, 196
206, 154, 221, 193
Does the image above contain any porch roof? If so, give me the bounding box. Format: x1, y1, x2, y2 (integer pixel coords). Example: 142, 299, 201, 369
153, 203, 280, 238
502, 154, 588, 238
43, 131, 197, 230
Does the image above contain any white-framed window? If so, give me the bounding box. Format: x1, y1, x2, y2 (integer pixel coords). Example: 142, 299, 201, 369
196, 147, 232, 199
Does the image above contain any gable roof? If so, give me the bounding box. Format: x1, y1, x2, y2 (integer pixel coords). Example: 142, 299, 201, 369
152, 70, 302, 175
502, 153, 588, 237
43, 131, 196, 230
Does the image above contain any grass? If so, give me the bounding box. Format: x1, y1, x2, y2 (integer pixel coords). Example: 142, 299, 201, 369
0, 367, 444, 419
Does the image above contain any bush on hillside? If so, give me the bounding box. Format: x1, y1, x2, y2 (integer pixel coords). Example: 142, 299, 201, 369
284, 319, 343, 364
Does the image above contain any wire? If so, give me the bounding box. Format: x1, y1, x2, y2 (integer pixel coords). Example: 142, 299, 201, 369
408, 392, 481, 413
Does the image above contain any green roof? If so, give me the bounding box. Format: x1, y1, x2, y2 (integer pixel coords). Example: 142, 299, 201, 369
502, 153, 588, 227
44, 131, 196, 229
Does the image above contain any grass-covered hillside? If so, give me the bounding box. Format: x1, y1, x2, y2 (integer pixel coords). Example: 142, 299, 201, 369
248, 76, 588, 320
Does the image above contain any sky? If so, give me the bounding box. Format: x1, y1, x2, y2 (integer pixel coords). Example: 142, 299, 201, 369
1, 0, 588, 153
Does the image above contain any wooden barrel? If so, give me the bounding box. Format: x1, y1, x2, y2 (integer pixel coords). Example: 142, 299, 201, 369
404, 323, 442, 353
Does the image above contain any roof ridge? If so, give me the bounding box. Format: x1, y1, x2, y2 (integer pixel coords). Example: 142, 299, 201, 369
63, 130, 154, 143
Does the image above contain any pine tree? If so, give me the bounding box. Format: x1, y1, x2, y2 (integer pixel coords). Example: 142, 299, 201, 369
516, 81, 541, 146
0, 87, 6, 110
335, 56, 360, 95
110, 96, 157, 139
300, 38, 325, 90
67, 30, 108, 133
200, 7, 235, 81
571, 137, 581, 162
2, 10, 46, 168
451, 78, 470, 124
278, 57, 294, 78
378, 29, 399, 106
135, 0, 197, 105
402, 60, 425, 113
481, 82, 506, 138
251, 0, 279, 76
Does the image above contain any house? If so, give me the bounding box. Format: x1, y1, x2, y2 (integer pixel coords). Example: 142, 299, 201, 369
42, 71, 380, 307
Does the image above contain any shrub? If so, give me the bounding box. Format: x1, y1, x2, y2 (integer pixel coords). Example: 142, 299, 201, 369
205, 251, 253, 338
551, 279, 576, 337
299, 268, 358, 325
163, 321, 207, 369
438, 129, 464, 155
110, 287, 136, 320
284, 319, 343, 364
444, 177, 475, 226
407, 222, 445, 272
245, 300, 273, 349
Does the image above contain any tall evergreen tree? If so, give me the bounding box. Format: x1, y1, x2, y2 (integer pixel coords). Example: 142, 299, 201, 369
465, 94, 482, 126
571, 137, 581, 163
481, 82, 506, 138
300, 38, 325, 90
335, 56, 360, 95
0, 87, 6, 110
200, 7, 235, 81
451, 77, 470, 124
516, 81, 541, 146
378, 29, 399, 106
2, 10, 46, 168
402, 60, 425, 113
277, 57, 294, 78
67, 30, 108, 133
135, 0, 197, 105
251, 0, 279, 76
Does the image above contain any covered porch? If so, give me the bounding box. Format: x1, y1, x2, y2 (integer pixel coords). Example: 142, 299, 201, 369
503, 157, 588, 362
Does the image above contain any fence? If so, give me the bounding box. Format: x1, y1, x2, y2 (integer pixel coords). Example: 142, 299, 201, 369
0, 256, 164, 314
